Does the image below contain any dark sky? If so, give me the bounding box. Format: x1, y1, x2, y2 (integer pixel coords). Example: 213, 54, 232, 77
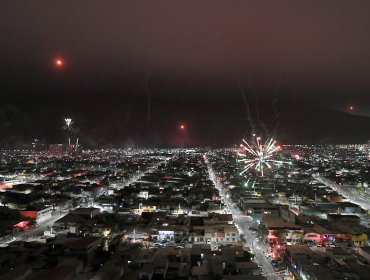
1, 1, 370, 147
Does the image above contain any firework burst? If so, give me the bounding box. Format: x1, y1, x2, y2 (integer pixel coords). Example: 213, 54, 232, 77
62, 118, 80, 151
64, 118, 73, 129
237, 136, 288, 176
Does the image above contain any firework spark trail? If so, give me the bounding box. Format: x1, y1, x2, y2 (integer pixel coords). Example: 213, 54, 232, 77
145, 73, 151, 123
237, 80, 255, 135
254, 96, 268, 135
272, 97, 281, 136
249, 82, 268, 136
271, 72, 282, 135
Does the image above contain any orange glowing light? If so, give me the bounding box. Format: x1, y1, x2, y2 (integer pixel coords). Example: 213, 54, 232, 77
55, 58, 63, 67
180, 124, 185, 130
349, 106, 354, 111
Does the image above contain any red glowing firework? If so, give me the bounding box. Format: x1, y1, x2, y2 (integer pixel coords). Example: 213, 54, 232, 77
55, 58, 64, 68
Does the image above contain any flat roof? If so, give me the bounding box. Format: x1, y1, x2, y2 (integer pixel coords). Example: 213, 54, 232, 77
263, 220, 302, 230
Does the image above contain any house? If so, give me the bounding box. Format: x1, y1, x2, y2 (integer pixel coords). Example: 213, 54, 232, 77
72, 207, 100, 218
66, 236, 102, 265
358, 246, 370, 263
19, 206, 54, 224
303, 225, 336, 245
262, 219, 303, 244
53, 213, 88, 234
351, 233, 368, 247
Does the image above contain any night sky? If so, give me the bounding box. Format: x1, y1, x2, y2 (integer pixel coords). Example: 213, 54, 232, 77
1, 1, 370, 147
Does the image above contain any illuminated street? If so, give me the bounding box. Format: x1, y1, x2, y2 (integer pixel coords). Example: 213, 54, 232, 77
314, 175, 370, 211
205, 153, 281, 280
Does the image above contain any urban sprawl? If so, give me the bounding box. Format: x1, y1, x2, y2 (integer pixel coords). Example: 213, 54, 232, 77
0, 144, 369, 280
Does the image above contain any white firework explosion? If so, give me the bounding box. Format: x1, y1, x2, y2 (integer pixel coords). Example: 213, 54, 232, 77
64, 118, 73, 128
237, 136, 288, 176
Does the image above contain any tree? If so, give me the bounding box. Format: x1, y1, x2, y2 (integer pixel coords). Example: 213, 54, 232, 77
277, 230, 287, 244
291, 231, 303, 244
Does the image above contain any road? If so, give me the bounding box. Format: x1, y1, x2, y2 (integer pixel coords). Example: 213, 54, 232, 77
119, 159, 167, 189
204, 154, 281, 280
313, 174, 370, 211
